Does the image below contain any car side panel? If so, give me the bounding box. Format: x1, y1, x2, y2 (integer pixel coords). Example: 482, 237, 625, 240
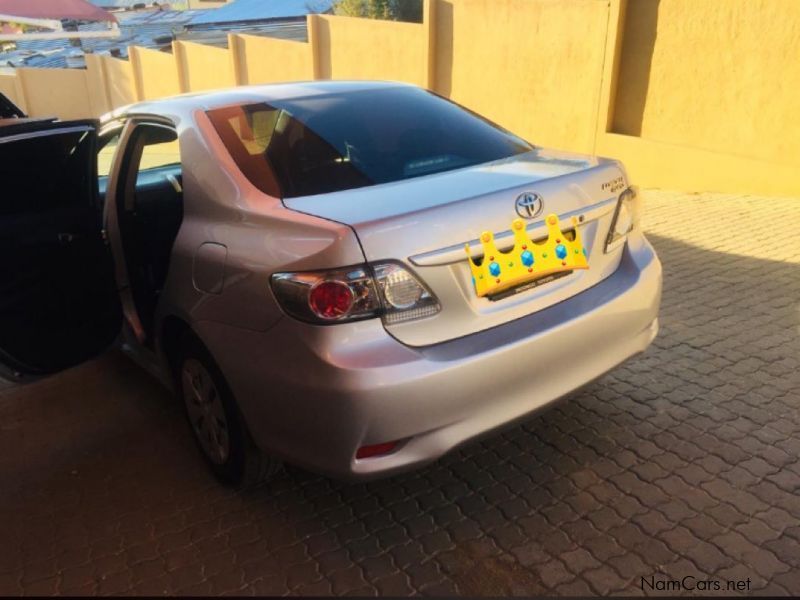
153, 112, 366, 338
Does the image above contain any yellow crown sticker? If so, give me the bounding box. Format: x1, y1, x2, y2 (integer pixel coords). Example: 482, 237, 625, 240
465, 214, 589, 297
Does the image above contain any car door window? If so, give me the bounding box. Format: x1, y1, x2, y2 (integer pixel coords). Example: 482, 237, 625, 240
113, 121, 183, 343
118, 123, 180, 206
138, 137, 181, 172
1, 127, 92, 216
97, 127, 123, 203
98, 130, 121, 178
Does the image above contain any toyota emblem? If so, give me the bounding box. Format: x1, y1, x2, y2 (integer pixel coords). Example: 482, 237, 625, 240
515, 192, 544, 219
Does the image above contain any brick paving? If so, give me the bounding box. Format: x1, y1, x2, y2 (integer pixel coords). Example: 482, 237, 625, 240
0, 191, 799, 596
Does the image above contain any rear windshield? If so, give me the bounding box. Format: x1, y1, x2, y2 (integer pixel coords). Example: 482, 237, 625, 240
207, 86, 533, 199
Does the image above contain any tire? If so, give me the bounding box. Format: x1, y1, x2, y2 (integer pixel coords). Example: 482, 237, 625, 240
177, 334, 281, 487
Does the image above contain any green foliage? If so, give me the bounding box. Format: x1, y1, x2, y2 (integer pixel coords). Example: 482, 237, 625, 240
332, 0, 423, 23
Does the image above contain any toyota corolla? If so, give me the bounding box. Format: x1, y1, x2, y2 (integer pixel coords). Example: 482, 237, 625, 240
0, 82, 661, 485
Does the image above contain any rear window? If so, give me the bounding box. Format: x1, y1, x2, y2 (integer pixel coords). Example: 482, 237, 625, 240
1, 127, 95, 216
207, 86, 533, 199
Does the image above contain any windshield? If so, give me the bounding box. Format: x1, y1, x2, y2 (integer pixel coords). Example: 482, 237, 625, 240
207, 86, 533, 199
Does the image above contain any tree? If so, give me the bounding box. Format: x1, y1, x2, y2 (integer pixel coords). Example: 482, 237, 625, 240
332, 0, 423, 23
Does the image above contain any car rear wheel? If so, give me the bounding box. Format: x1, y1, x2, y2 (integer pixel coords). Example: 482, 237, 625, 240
178, 335, 281, 487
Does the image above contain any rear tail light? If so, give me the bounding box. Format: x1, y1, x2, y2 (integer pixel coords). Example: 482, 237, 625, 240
271, 262, 441, 325
309, 281, 354, 320
356, 440, 400, 459
372, 263, 440, 325
605, 186, 640, 253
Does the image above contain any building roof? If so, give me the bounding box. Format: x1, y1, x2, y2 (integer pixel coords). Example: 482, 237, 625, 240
0, 0, 117, 23
189, 0, 334, 26
177, 19, 309, 47
2, 10, 206, 67
88, 0, 152, 8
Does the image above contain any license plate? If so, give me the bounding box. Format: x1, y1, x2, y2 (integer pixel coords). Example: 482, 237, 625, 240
487, 270, 573, 302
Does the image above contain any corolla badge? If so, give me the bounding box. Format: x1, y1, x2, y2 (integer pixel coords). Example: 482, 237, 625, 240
515, 192, 544, 220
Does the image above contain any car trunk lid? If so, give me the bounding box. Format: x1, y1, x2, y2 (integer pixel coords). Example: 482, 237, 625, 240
284, 148, 628, 346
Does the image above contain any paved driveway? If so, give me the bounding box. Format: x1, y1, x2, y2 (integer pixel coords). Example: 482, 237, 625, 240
1, 191, 798, 596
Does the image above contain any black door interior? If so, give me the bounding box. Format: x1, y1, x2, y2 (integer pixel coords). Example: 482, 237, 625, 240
0, 122, 122, 378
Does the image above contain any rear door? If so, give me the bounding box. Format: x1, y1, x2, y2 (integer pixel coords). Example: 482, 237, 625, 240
0, 120, 122, 380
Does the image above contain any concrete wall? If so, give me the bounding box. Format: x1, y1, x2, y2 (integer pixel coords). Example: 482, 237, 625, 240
311, 14, 428, 86
16, 68, 93, 120
129, 46, 180, 100
230, 33, 314, 85
434, 0, 608, 155
84, 55, 111, 117
613, 0, 800, 166
100, 55, 137, 109
2, 0, 798, 196
594, 0, 800, 196
173, 41, 235, 93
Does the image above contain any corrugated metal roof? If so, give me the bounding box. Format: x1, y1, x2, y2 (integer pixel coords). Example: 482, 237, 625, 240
2, 9, 206, 66
178, 18, 309, 45
14, 21, 108, 53
13, 46, 87, 68
121, 9, 206, 26
189, 0, 334, 26
0, 4, 319, 69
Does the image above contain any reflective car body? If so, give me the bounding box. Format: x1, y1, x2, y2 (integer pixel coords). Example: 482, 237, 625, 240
0, 82, 661, 481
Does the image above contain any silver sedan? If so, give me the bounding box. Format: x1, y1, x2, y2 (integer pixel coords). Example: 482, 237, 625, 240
0, 82, 661, 485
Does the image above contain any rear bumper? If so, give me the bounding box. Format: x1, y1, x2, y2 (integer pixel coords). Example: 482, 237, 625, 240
195, 232, 662, 481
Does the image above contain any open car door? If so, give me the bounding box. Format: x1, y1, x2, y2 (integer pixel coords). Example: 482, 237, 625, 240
0, 92, 26, 119
0, 118, 122, 380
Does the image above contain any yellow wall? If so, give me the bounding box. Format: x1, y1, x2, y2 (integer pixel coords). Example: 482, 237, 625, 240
173, 40, 235, 93
17, 68, 92, 120
597, 133, 800, 198
311, 14, 428, 86
433, 0, 608, 155
130, 46, 181, 100
101, 55, 137, 109
613, 0, 800, 167
84, 54, 111, 117
230, 33, 313, 85
2, 0, 798, 196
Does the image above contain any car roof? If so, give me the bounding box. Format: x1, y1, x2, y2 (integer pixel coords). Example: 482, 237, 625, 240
108, 80, 415, 123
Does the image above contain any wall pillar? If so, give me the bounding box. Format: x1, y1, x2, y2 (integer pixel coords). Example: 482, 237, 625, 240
127, 46, 145, 101
12, 68, 30, 115
594, 0, 628, 153
307, 14, 323, 80
229, 34, 247, 86
423, 0, 437, 91
85, 54, 112, 116
172, 41, 190, 94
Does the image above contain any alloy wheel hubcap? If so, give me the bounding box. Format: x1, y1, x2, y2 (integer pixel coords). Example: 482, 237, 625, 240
182, 358, 230, 465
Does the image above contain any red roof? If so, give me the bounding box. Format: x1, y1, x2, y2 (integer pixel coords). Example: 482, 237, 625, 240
0, 0, 117, 23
